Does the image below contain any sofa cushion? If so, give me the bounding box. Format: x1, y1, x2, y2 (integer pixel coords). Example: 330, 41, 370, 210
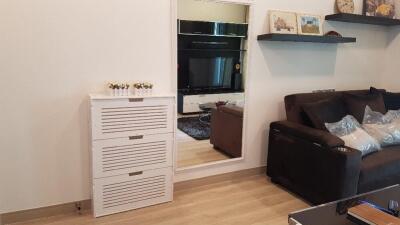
325, 115, 380, 156
371, 87, 400, 110
343, 93, 386, 123
284, 90, 371, 126
358, 145, 400, 193
302, 97, 348, 130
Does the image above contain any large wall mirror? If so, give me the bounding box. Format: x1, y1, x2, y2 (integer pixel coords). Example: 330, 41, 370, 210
176, 0, 249, 169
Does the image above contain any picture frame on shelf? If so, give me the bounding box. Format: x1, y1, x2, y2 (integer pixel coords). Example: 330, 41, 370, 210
336, 0, 355, 14
363, 0, 396, 18
269, 10, 298, 34
297, 14, 323, 36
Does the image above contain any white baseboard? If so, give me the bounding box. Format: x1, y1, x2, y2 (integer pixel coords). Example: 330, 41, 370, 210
1, 200, 91, 225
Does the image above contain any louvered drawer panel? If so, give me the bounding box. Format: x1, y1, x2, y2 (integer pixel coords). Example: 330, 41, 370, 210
91, 98, 174, 140
92, 134, 173, 178
93, 167, 173, 217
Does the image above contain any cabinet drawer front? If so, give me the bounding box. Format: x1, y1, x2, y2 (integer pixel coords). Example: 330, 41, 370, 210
92, 134, 173, 178
93, 167, 173, 217
91, 98, 174, 140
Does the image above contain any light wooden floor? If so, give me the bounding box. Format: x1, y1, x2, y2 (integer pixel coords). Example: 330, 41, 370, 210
11, 175, 309, 225
177, 129, 231, 168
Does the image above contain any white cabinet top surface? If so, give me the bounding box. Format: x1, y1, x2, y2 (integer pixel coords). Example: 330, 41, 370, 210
90, 93, 175, 100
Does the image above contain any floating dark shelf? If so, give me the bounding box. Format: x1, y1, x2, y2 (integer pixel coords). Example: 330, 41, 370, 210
325, 13, 400, 26
178, 49, 247, 52
257, 33, 356, 43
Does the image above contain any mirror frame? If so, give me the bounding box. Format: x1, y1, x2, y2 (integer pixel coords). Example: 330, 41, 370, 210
171, 0, 255, 172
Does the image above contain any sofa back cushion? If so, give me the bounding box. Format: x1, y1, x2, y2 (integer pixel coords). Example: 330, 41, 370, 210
302, 96, 348, 130
370, 87, 400, 110
343, 93, 386, 123
284, 90, 371, 126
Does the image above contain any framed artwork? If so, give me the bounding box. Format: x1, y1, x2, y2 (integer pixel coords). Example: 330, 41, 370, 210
363, 0, 396, 18
336, 0, 355, 13
297, 14, 323, 36
269, 10, 298, 34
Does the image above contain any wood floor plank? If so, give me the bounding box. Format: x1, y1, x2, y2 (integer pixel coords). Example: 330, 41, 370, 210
176, 129, 231, 168
10, 175, 308, 225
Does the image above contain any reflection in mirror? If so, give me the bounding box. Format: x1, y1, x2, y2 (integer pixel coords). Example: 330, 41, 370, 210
176, 0, 249, 169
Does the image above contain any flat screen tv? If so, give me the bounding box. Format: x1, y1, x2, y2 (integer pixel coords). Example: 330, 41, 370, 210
188, 57, 234, 89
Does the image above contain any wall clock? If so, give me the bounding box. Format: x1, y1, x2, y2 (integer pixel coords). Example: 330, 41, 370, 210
337, 0, 355, 13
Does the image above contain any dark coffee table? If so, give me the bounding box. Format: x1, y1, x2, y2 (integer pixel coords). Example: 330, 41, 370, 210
289, 185, 400, 225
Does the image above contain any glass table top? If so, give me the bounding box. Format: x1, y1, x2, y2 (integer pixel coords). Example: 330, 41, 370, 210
289, 185, 400, 225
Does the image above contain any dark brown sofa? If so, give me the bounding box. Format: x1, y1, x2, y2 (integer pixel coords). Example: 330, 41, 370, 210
267, 88, 400, 205
210, 105, 243, 158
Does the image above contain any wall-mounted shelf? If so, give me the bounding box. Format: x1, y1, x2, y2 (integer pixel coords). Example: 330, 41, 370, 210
325, 13, 400, 26
178, 49, 247, 52
257, 33, 356, 44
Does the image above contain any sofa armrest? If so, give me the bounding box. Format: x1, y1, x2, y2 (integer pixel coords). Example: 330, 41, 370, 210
270, 120, 345, 148
218, 105, 243, 118
210, 106, 243, 158
267, 121, 362, 204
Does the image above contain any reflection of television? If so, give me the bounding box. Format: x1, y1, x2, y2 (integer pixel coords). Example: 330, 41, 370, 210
188, 57, 234, 89
178, 34, 242, 92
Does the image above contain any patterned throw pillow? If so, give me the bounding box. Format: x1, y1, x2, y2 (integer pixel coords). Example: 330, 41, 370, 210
325, 115, 380, 156
362, 106, 400, 146
362, 106, 394, 147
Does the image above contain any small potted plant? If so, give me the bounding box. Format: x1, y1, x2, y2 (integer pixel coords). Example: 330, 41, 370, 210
133, 82, 153, 96
143, 82, 153, 95
108, 82, 130, 96
120, 83, 130, 96
133, 83, 143, 95
108, 83, 118, 96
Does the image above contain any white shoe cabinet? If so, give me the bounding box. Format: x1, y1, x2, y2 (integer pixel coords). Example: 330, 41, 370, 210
89, 95, 175, 217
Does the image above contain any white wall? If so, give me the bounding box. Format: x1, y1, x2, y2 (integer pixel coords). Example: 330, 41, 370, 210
0, 0, 173, 214
178, 0, 247, 23
381, 27, 400, 92
0, 0, 395, 213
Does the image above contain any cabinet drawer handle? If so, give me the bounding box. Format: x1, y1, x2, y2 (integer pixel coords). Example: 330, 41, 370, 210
129, 135, 144, 140
129, 98, 144, 102
129, 171, 143, 176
